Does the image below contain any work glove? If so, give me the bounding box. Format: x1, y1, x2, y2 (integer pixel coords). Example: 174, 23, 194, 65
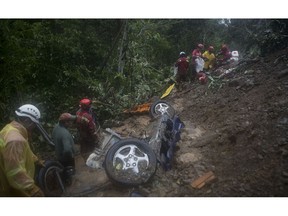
25, 185, 45, 197
31, 188, 45, 197
35, 159, 46, 168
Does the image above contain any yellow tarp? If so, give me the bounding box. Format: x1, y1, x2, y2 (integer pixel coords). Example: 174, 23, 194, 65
123, 83, 175, 114
161, 83, 175, 99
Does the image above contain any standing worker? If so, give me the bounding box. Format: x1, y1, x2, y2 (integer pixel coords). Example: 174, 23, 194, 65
191, 43, 207, 84
202, 46, 216, 71
0, 104, 44, 197
52, 113, 76, 183
216, 44, 232, 66
191, 43, 205, 80
75, 98, 99, 160
175, 51, 189, 90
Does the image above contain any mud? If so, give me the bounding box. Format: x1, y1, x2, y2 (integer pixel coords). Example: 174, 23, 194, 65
64, 48, 288, 197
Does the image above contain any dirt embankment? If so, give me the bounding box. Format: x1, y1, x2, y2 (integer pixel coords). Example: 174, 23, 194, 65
92, 48, 288, 197
59, 48, 287, 197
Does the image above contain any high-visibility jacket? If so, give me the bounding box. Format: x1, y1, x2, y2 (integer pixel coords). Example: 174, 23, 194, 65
0, 121, 39, 196
202, 51, 216, 69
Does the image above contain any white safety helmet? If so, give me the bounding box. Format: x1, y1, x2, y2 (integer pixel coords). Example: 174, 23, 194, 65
180, 51, 186, 56
15, 104, 41, 123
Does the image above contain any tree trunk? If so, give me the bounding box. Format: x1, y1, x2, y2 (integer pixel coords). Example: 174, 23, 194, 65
118, 20, 128, 74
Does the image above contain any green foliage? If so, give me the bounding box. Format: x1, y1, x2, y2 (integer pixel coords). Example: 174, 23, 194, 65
223, 19, 288, 57
207, 75, 224, 91
1, 19, 287, 129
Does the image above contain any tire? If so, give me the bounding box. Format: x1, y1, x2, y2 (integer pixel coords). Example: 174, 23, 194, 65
104, 138, 157, 186
37, 160, 65, 197
149, 100, 175, 119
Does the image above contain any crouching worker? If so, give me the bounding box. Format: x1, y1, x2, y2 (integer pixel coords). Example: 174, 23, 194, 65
52, 113, 76, 185
0, 104, 44, 197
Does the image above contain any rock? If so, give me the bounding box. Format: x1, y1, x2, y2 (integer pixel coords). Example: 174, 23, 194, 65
282, 171, 288, 177
244, 69, 254, 74
258, 154, 264, 160
228, 79, 240, 87
277, 68, 288, 79
177, 152, 202, 164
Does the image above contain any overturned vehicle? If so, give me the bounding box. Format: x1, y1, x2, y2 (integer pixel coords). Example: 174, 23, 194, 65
88, 100, 184, 186
36, 100, 184, 195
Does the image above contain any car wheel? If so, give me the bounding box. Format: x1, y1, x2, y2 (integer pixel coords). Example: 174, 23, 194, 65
149, 100, 175, 118
37, 160, 65, 197
104, 138, 157, 186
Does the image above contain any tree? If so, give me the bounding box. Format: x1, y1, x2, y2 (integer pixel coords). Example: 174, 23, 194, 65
1, 19, 287, 127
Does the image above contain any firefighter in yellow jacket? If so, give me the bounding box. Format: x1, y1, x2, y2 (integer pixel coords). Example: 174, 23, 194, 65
202, 46, 216, 71
0, 104, 44, 197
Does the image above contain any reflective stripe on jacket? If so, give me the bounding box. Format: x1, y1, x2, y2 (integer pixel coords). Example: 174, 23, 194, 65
0, 121, 38, 196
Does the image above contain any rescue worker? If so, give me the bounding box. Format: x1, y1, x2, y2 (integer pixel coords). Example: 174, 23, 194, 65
52, 113, 76, 177
191, 43, 206, 84
202, 46, 216, 71
175, 51, 189, 89
216, 44, 232, 65
0, 104, 44, 197
75, 98, 99, 160
192, 43, 204, 61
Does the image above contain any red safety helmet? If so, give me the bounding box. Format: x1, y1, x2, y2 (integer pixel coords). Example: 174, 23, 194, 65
221, 44, 228, 51
79, 98, 92, 109
197, 44, 204, 49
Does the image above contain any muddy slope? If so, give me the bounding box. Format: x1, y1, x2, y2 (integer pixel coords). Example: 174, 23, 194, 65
84, 48, 288, 197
